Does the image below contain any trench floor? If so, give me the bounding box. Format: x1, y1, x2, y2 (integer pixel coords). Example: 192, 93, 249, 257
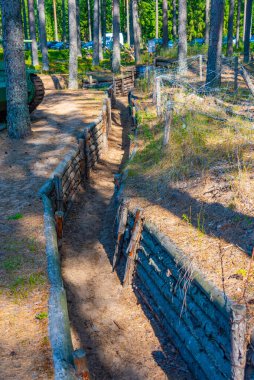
62, 98, 191, 380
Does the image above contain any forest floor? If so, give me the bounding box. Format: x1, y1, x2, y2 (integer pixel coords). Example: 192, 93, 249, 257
61, 97, 191, 380
0, 88, 105, 379
126, 65, 254, 335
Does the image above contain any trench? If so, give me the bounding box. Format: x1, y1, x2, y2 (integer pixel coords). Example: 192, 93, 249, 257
61, 97, 190, 380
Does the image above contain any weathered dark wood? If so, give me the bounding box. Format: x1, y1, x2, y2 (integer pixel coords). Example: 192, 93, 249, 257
113, 199, 130, 270
84, 128, 90, 179
240, 67, 254, 97
73, 349, 90, 379
54, 175, 64, 212
234, 56, 239, 92
230, 304, 247, 380
55, 210, 64, 240
163, 101, 173, 146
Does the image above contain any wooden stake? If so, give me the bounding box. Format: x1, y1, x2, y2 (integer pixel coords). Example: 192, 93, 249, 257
113, 199, 130, 271
54, 175, 64, 212
230, 304, 247, 380
199, 54, 203, 80
234, 56, 239, 92
106, 97, 112, 132
78, 138, 85, 178
84, 128, 91, 179
55, 210, 64, 240
155, 77, 161, 116
163, 100, 173, 147
73, 348, 90, 380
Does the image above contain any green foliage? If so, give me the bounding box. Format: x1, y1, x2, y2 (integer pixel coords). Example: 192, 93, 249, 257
35, 312, 48, 320
7, 213, 23, 220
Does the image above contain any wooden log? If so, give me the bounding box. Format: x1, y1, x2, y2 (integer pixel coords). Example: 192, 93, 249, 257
230, 304, 247, 380
62, 157, 81, 186
123, 209, 144, 287
106, 97, 112, 132
54, 175, 64, 212
112, 199, 130, 271
84, 128, 90, 180
240, 66, 254, 97
73, 349, 90, 379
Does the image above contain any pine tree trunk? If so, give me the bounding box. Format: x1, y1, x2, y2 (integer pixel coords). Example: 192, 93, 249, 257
93, 0, 99, 64
155, 0, 158, 38
243, 0, 253, 62
243, 0, 247, 40
206, 0, 224, 87
28, 0, 39, 66
22, 0, 29, 41
2, 0, 31, 138
112, 0, 121, 72
102, 0, 107, 46
38, 0, 49, 71
76, 0, 82, 56
172, 0, 177, 39
236, 0, 241, 48
227, 0, 235, 56
98, 0, 103, 61
132, 0, 141, 63
53, 0, 59, 41
126, 0, 130, 45
205, 0, 210, 44
129, 0, 134, 45
178, 0, 187, 73
62, 0, 66, 41
87, 0, 92, 41
162, 0, 168, 48
68, 0, 78, 88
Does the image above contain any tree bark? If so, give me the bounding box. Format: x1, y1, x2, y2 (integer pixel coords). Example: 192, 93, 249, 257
172, 0, 177, 39
38, 0, 49, 71
102, 0, 107, 46
236, 0, 242, 48
243, 0, 247, 41
22, 0, 29, 41
155, 0, 158, 38
2, 0, 31, 138
112, 0, 121, 72
243, 0, 253, 62
68, 0, 78, 88
206, 0, 224, 88
76, 0, 82, 56
28, 0, 39, 66
87, 0, 92, 41
162, 0, 168, 48
93, 0, 99, 64
62, 0, 66, 41
132, 0, 141, 63
227, 0, 235, 56
126, 0, 130, 45
178, 0, 187, 73
205, 0, 210, 44
98, 0, 103, 61
53, 0, 59, 41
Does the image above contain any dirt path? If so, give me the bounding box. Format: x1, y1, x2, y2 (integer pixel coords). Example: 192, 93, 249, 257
0, 89, 105, 380
62, 98, 191, 380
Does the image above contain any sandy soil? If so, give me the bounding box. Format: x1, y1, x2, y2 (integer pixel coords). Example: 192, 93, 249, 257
61, 98, 191, 380
0, 89, 105, 379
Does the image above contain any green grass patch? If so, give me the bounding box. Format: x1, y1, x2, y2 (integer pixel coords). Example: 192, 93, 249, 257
7, 213, 23, 220
35, 312, 48, 320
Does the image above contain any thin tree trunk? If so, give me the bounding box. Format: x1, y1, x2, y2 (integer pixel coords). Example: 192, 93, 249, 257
87, 0, 92, 41
2, 0, 31, 138
53, 0, 59, 41
206, 0, 224, 87
62, 0, 66, 41
68, 0, 78, 88
205, 0, 210, 44
162, 0, 168, 48
227, 0, 235, 56
155, 0, 158, 38
132, 0, 141, 63
236, 0, 241, 48
178, 0, 187, 73
93, 0, 99, 64
126, 0, 130, 45
243, 0, 247, 40
98, 0, 103, 60
38, 0, 49, 70
22, 0, 29, 41
28, 0, 39, 66
129, 0, 134, 44
102, 0, 107, 46
76, 0, 82, 56
172, 0, 177, 38
112, 0, 120, 72
243, 0, 253, 62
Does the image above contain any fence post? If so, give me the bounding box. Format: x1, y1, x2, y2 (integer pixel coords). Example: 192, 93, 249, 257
163, 100, 174, 147
231, 304, 247, 380
234, 56, 239, 92
78, 138, 86, 178
73, 349, 91, 379
55, 210, 64, 245
54, 175, 64, 212
155, 77, 161, 116
84, 128, 90, 180
106, 97, 112, 133
102, 101, 108, 152
199, 55, 203, 80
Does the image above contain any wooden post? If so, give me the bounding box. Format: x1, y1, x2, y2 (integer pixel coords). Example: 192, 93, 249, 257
102, 103, 108, 152
155, 77, 161, 116
163, 100, 173, 147
230, 304, 247, 380
199, 55, 203, 80
55, 210, 64, 244
121, 76, 124, 96
78, 138, 85, 178
240, 66, 254, 97
234, 56, 239, 92
112, 199, 130, 271
88, 75, 93, 84
106, 97, 112, 132
73, 348, 91, 380
54, 175, 64, 212
123, 209, 144, 287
